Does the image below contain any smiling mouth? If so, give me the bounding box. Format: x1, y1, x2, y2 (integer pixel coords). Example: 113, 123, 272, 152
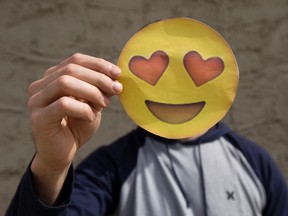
145, 100, 205, 124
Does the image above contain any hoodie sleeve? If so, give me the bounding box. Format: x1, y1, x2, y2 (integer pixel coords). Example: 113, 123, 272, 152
5, 163, 73, 216
226, 131, 288, 216
5, 146, 120, 216
6, 129, 141, 216
66, 146, 122, 215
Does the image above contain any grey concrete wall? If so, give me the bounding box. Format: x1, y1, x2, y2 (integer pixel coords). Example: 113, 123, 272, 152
0, 0, 287, 213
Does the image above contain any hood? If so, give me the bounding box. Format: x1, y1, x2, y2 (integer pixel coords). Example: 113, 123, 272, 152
137, 121, 231, 145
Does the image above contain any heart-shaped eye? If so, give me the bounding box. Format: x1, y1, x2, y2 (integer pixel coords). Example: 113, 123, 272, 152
129, 50, 169, 86
183, 51, 224, 87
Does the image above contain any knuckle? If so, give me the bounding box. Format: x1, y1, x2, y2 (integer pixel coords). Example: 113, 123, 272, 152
97, 57, 105, 63
96, 58, 107, 67
27, 96, 35, 112
106, 63, 114, 73
69, 53, 83, 64
30, 111, 40, 127
57, 75, 71, 91
63, 63, 77, 76
97, 74, 114, 93
28, 82, 37, 96
98, 73, 108, 85
43, 66, 56, 77
57, 97, 70, 111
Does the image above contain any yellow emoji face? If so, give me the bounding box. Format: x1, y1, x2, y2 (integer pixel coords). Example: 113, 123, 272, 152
118, 17, 239, 139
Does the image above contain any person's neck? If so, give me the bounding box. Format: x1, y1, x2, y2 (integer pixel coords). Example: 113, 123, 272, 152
177, 130, 208, 143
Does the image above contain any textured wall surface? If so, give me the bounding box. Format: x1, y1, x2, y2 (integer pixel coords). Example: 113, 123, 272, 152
0, 0, 287, 213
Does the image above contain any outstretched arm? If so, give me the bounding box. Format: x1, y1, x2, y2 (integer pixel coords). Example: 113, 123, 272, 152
6, 53, 122, 215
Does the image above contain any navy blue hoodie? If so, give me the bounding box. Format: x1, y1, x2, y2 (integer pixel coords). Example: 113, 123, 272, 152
6, 122, 288, 216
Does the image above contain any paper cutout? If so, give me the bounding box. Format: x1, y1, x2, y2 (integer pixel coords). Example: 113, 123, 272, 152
118, 17, 239, 139
129, 51, 169, 86
183, 51, 224, 87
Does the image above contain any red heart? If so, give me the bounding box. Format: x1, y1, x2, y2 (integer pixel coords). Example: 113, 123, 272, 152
129, 50, 169, 86
183, 51, 224, 87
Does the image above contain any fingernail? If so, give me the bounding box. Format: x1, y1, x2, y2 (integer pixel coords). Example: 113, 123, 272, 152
103, 97, 110, 107
89, 113, 96, 122
112, 81, 123, 93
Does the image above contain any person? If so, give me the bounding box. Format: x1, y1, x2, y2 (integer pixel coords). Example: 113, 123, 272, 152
6, 53, 288, 216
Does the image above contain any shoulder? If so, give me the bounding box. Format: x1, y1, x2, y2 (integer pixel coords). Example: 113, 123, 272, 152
223, 130, 288, 216
223, 131, 280, 184
95, 127, 146, 165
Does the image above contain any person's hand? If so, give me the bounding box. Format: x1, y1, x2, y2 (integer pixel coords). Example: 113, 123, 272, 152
28, 53, 122, 204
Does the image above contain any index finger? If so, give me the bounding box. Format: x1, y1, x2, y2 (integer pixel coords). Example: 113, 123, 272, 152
44, 53, 121, 79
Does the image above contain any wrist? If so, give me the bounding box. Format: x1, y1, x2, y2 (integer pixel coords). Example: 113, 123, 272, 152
31, 154, 71, 177
31, 154, 72, 205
